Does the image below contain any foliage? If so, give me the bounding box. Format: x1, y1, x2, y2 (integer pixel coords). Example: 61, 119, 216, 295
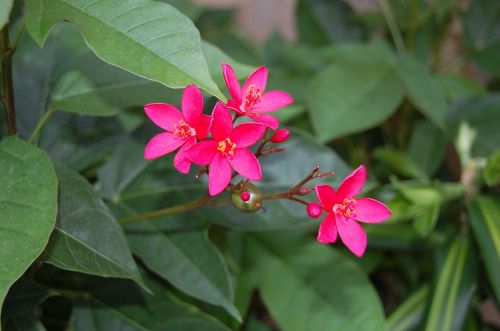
1, 0, 500, 330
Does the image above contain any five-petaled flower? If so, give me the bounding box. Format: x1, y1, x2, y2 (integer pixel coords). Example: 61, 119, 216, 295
186, 103, 266, 196
144, 85, 212, 174
312, 165, 392, 257
222, 63, 293, 130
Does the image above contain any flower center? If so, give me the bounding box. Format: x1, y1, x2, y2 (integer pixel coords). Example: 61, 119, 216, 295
173, 120, 196, 139
217, 137, 237, 157
333, 198, 356, 218
243, 84, 262, 110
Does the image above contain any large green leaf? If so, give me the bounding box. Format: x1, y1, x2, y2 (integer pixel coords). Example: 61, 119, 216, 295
396, 55, 447, 128
0, 137, 58, 326
125, 219, 240, 321
68, 280, 231, 331
386, 286, 430, 331
0, 0, 13, 29
307, 62, 404, 141
246, 233, 386, 331
42, 167, 146, 290
467, 196, 500, 300
408, 121, 446, 177
424, 237, 476, 331
24, 0, 224, 99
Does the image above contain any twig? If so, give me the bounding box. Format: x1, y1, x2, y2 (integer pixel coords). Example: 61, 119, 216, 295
0, 26, 16, 134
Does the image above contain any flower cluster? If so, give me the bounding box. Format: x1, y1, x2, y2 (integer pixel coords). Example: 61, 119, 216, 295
144, 63, 293, 196
143, 63, 391, 257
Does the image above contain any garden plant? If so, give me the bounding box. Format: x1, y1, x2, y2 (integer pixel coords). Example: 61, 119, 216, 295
0, 0, 499, 330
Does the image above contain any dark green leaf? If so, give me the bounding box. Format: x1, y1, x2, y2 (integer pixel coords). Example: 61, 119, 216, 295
408, 121, 446, 177
307, 62, 403, 141
467, 196, 500, 300
0, 137, 58, 323
437, 73, 486, 101
387, 286, 430, 331
126, 221, 240, 320
424, 237, 476, 331
246, 233, 386, 331
43, 167, 146, 290
483, 150, 500, 187
396, 55, 447, 128
373, 148, 427, 179
25, 0, 224, 99
413, 202, 440, 237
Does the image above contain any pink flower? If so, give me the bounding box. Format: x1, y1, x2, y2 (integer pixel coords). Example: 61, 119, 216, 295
312, 165, 392, 257
222, 63, 293, 130
144, 85, 212, 174
186, 103, 266, 196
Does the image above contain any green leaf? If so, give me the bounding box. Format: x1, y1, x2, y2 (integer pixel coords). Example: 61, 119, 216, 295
246, 233, 386, 331
446, 94, 500, 157
307, 62, 404, 141
424, 237, 476, 331
50, 51, 178, 116
97, 140, 150, 200
408, 121, 446, 177
483, 150, 500, 187
437, 73, 486, 101
43, 167, 146, 290
413, 202, 440, 237
201, 41, 254, 90
24, 0, 224, 99
386, 286, 430, 331
373, 148, 428, 179
396, 55, 447, 128
68, 279, 231, 331
0, 0, 13, 29
126, 221, 240, 320
0, 137, 58, 325
467, 196, 500, 300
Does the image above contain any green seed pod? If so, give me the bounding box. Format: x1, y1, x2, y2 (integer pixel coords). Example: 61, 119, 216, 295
231, 183, 263, 213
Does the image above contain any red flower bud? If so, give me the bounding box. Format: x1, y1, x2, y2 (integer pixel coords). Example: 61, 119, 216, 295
297, 187, 312, 196
307, 202, 322, 219
240, 191, 251, 202
270, 129, 290, 143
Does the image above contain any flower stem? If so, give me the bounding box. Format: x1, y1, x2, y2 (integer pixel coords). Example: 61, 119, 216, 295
0, 26, 17, 135
378, 0, 406, 53
118, 194, 211, 224
28, 107, 56, 143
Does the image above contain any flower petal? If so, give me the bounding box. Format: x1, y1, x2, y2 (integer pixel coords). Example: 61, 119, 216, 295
337, 216, 367, 257
228, 148, 262, 180
194, 114, 212, 140
181, 85, 203, 125
249, 113, 279, 130
144, 103, 182, 131
185, 140, 217, 165
209, 153, 232, 196
336, 165, 366, 201
317, 213, 338, 244
230, 123, 266, 148
353, 198, 392, 223
315, 185, 336, 212
252, 90, 293, 113
144, 132, 184, 159
211, 102, 233, 141
242, 66, 268, 96
222, 63, 242, 103
174, 139, 195, 174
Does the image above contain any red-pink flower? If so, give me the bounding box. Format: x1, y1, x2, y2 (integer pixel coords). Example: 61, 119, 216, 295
312, 165, 392, 257
186, 103, 266, 196
144, 85, 212, 174
222, 63, 293, 130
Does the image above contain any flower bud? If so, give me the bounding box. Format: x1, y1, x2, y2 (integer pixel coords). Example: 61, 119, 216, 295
297, 187, 312, 196
307, 202, 322, 219
231, 183, 263, 213
270, 129, 290, 143
240, 191, 251, 202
